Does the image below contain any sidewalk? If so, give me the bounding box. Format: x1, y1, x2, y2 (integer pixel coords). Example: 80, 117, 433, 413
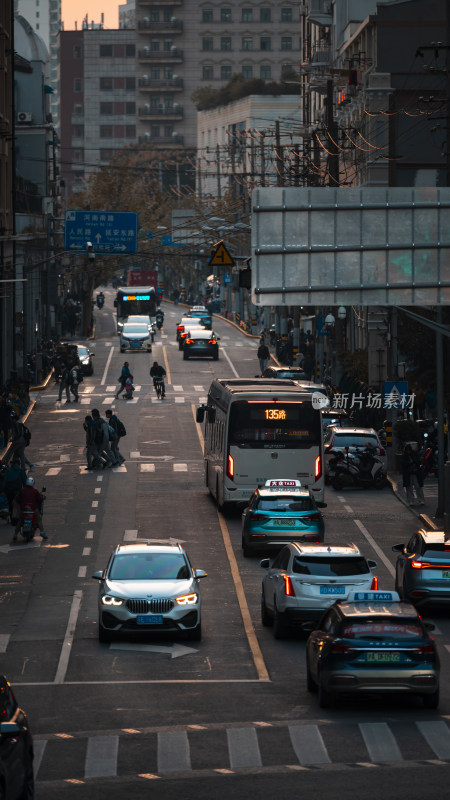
388, 471, 441, 531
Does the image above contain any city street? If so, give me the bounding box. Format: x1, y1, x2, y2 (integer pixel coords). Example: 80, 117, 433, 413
1, 290, 450, 799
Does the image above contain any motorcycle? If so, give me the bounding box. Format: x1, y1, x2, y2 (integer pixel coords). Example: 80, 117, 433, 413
17, 488, 46, 542
330, 446, 387, 491
156, 313, 164, 330
96, 294, 104, 309
153, 377, 165, 400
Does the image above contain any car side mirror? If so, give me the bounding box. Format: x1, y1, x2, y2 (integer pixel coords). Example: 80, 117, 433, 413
194, 569, 208, 579
392, 544, 404, 553
367, 560, 377, 569
92, 570, 104, 580
260, 558, 270, 569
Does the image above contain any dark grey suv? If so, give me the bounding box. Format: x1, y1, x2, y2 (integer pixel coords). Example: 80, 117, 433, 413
393, 529, 450, 608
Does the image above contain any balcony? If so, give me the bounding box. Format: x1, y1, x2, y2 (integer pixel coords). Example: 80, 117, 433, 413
138, 47, 183, 62
138, 104, 184, 119
308, 0, 332, 27
139, 133, 184, 145
138, 18, 183, 33
138, 76, 183, 91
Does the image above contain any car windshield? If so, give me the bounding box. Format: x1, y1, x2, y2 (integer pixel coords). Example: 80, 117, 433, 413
78, 346, 88, 357
109, 552, 190, 581
123, 324, 148, 334
341, 620, 423, 640
257, 497, 314, 512
332, 434, 378, 448
292, 556, 370, 576
276, 371, 308, 379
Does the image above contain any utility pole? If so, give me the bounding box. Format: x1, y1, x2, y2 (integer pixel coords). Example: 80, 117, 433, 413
326, 79, 339, 185
260, 132, 265, 187
275, 120, 284, 186
216, 143, 221, 199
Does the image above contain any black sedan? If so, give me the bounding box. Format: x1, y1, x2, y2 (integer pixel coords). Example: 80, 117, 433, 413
74, 344, 94, 375
183, 329, 219, 360
0, 675, 34, 798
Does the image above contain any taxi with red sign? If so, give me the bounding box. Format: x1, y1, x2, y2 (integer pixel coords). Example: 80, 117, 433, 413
305, 590, 440, 709
241, 479, 325, 556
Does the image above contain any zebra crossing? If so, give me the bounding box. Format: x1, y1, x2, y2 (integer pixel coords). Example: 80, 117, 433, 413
42, 383, 208, 407
43, 462, 200, 477
33, 718, 450, 783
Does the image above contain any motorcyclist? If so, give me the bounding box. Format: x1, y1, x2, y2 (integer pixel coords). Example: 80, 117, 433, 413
96, 292, 104, 309
155, 308, 164, 328
13, 477, 47, 541
150, 361, 166, 398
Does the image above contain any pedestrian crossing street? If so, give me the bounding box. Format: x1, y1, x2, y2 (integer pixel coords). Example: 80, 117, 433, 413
43, 382, 208, 406
33, 718, 450, 783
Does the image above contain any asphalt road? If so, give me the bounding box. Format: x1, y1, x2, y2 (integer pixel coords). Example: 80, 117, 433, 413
2, 290, 450, 799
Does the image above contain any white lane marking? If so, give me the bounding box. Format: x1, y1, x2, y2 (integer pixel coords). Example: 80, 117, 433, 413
83, 386, 95, 394
124, 529, 139, 541
134, 385, 141, 392
173, 463, 188, 472
86, 530, 94, 539
97, 476, 103, 481
106, 386, 116, 392
0, 634, 10, 653
92, 501, 98, 508
359, 722, 403, 762
81, 398, 91, 405
33, 740, 47, 780
46, 467, 61, 476
173, 385, 183, 391
416, 721, 450, 760
131, 451, 140, 458
101, 346, 115, 386
158, 731, 191, 772
221, 346, 239, 378
140, 464, 155, 472
343, 505, 353, 514
289, 725, 331, 765
89, 515, 96, 522
199, 396, 207, 404
54, 589, 83, 684
353, 519, 395, 577
60, 454, 70, 462
95, 488, 101, 494
102, 397, 116, 405
78, 566, 87, 578
337, 496, 345, 502
175, 397, 185, 404
85, 735, 119, 778
82, 547, 91, 557
227, 728, 262, 768
193, 385, 204, 391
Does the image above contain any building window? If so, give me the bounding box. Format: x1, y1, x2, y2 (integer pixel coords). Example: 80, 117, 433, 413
74, 103, 83, 114
151, 124, 160, 137
73, 149, 83, 162
164, 95, 173, 108
242, 37, 253, 51
74, 77, 82, 92
100, 77, 113, 91
73, 45, 82, 59
242, 8, 252, 22
260, 65, 271, 79
242, 65, 253, 79
221, 37, 232, 51
202, 37, 213, 51
202, 8, 213, 22
260, 7, 271, 21
72, 124, 84, 137
100, 102, 113, 115
163, 9, 172, 21
221, 7, 232, 22
100, 44, 113, 57
125, 44, 135, 57
125, 125, 136, 138
126, 102, 136, 115
151, 39, 160, 51
126, 77, 136, 90
151, 67, 160, 79
100, 149, 114, 161
164, 123, 174, 136
281, 37, 292, 51
100, 125, 113, 138
164, 39, 172, 50
281, 7, 292, 22
221, 65, 232, 80
203, 65, 214, 80
150, 10, 159, 21
163, 66, 173, 78
260, 37, 271, 51
281, 63, 293, 75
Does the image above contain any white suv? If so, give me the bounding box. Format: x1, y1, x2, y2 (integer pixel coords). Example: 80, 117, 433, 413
260, 542, 377, 639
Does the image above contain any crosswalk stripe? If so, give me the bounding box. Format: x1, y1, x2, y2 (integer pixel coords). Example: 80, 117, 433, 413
140, 464, 155, 472
193, 386, 204, 391
289, 724, 331, 765
173, 463, 188, 472
45, 467, 61, 476
85, 735, 118, 778
416, 721, 450, 760
175, 397, 185, 403
227, 727, 262, 768
173, 385, 183, 391
33, 740, 47, 780
359, 722, 403, 762
158, 730, 191, 772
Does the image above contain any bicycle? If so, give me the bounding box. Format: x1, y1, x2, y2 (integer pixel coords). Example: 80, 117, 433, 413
154, 377, 165, 400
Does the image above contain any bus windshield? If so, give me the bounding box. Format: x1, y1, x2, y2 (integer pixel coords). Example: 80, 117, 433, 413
116, 288, 156, 319
228, 400, 321, 448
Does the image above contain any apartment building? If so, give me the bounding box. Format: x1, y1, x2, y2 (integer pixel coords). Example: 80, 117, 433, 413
136, 0, 303, 148
59, 28, 137, 195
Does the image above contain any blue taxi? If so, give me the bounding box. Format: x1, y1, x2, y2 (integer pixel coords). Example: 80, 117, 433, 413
241, 479, 325, 556
305, 590, 440, 709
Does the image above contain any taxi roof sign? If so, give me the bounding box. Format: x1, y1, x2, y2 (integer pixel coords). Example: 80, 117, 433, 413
347, 591, 400, 603
209, 241, 235, 268
265, 479, 301, 488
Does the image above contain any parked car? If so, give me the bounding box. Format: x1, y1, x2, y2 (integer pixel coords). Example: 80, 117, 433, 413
74, 344, 94, 376
324, 426, 386, 476
0, 675, 34, 799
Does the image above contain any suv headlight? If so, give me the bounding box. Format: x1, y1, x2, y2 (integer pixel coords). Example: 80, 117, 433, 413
101, 595, 124, 606
176, 592, 198, 605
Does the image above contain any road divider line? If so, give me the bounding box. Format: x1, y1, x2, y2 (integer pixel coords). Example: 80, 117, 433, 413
221, 347, 239, 378
54, 589, 83, 684
162, 345, 171, 385
101, 346, 114, 386
217, 511, 270, 682
353, 519, 395, 578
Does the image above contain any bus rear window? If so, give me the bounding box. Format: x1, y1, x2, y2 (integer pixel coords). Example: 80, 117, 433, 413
229, 400, 321, 447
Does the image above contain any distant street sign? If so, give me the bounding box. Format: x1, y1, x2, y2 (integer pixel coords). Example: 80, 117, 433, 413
209, 241, 235, 268
383, 381, 409, 408
223, 273, 232, 285
161, 235, 185, 246
64, 210, 138, 253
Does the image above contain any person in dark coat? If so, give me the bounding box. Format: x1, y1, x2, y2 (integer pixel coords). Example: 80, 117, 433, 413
257, 338, 270, 376
402, 443, 425, 506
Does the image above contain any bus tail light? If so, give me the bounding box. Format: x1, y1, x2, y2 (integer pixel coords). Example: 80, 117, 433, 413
314, 455, 322, 481
226, 454, 234, 480
282, 575, 295, 596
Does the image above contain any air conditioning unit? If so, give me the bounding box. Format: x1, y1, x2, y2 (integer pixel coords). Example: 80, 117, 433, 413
17, 111, 32, 123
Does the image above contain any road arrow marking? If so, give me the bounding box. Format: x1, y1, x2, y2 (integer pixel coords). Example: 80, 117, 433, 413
109, 642, 197, 658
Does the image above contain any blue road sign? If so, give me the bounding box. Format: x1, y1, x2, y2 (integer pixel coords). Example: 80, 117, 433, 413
383, 381, 409, 408
64, 210, 138, 253
223, 273, 232, 285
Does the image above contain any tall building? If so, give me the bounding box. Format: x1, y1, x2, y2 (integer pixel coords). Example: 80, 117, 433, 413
119, 0, 136, 29
14, 0, 62, 127
59, 27, 137, 195
136, 1, 302, 148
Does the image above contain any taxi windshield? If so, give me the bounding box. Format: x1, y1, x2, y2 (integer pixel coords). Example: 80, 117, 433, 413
292, 556, 370, 576
109, 553, 190, 581
341, 620, 423, 640
257, 497, 314, 512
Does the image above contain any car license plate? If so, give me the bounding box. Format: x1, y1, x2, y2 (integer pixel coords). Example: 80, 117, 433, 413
366, 652, 401, 663
272, 519, 296, 527
136, 614, 163, 625
132, 342, 141, 348
320, 586, 345, 595
441, 571, 450, 579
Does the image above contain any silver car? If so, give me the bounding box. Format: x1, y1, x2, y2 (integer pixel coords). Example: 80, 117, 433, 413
393, 529, 450, 609
93, 543, 207, 642
120, 322, 152, 352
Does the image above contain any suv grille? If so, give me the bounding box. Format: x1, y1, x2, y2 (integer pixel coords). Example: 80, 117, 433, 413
126, 598, 174, 614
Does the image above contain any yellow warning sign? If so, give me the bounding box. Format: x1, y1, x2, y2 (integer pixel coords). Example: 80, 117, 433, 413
209, 241, 235, 267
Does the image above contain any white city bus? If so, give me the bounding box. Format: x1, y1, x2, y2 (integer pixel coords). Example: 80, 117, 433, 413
196, 379, 325, 511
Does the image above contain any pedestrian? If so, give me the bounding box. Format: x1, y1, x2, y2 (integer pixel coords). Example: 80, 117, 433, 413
69, 364, 80, 402
257, 338, 270, 376
0, 456, 26, 518
402, 443, 425, 506
58, 363, 71, 403
123, 374, 135, 400
4, 413, 34, 471
105, 409, 126, 464
91, 409, 116, 467
0, 396, 13, 448
83, 415, 101, 470
413, 385, 426, 421
115, 361, 131, 399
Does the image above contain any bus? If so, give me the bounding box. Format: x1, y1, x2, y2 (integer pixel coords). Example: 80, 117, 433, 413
196, 379, 325, 511
114, 286, 157, 332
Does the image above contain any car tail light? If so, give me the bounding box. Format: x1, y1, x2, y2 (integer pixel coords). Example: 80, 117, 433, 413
208, 339, 217, 344
370, 575, 378, 590
411, 560, 425, 569
185, 339, 194, 344
314, 455, 322, 480
301, 513, 320, 521
249, 512, 266, 521
226, 453, 234, 480
302, 534, 320, 542
177, 325, 183, 332
378, 446, 386, 456
331, 642, 354, 654
282, 575, 295, 596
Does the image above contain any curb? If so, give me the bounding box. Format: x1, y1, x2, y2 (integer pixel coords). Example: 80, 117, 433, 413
387, 473, 439, 531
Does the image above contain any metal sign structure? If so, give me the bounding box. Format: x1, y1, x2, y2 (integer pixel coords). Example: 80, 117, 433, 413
251, 187, 450, 306
64, 210, 138, 253
209, 241, 235, 268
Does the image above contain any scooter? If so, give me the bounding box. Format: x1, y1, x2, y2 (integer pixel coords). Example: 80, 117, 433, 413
331, 446, 387, 490
17, 488, 46, 542
96, 294, 104, 309
156, 315, 164, 330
